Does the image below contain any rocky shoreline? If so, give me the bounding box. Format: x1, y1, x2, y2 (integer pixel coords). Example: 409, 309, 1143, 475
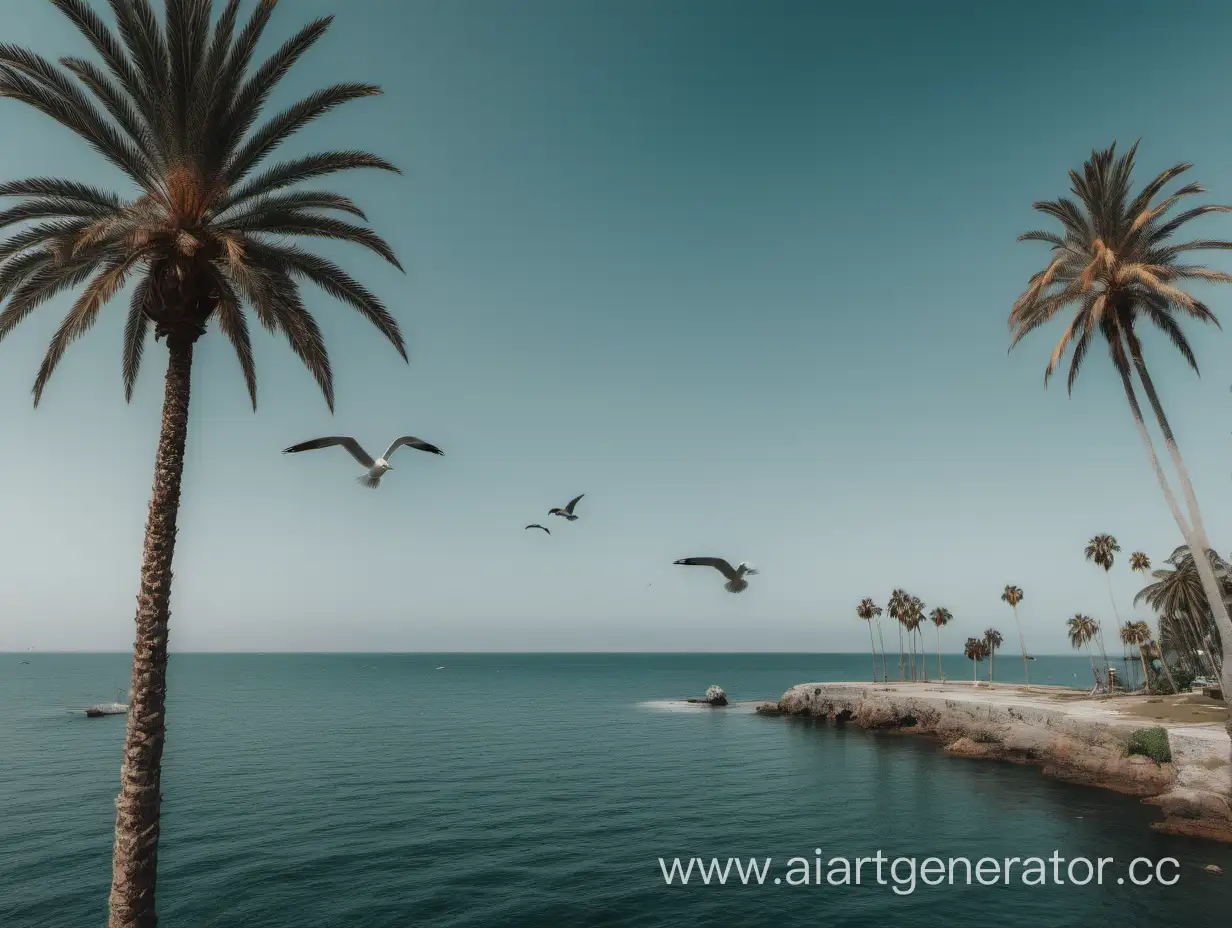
757, 681, 1232, 843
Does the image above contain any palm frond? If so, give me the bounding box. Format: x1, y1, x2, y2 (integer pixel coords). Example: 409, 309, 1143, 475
210, 271, 256, 409
122, 273, 150, 401
222, 210, 403, 270
245, 240, 407, 359
225, 82, 382, 186
217, 151, 400, 213
34, 252, 138, 405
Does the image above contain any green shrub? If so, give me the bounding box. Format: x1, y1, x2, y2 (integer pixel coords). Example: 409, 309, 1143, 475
1126, 727, 1172, 764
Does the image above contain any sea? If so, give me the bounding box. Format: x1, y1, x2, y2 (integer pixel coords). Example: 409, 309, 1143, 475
4, 652, 1232, 928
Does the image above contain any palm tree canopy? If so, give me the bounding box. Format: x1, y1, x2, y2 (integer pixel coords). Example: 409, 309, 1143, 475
1135, 550, 1232, 616
964, 637, 989, 661
1085, 534, 1121, 571
983, 628, 1003, 651
1129, 551, 1151, 572
1067, 613, 1096, 649
1119, 620, 1147, 646
0, 0, 407, 409
1009, 141, 1232, 393
1001, 585, 1024, 606
856, 598, 882, 622
929, 606, 952, 627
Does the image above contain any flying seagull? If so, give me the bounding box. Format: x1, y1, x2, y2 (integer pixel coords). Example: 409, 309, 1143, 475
525, 524, 551, 535
549, 494, 585, 521
673, 557, 759, 593
283, 435, 443, 488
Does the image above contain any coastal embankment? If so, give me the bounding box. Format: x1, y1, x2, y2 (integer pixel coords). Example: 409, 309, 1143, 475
758, 681, 1232, 842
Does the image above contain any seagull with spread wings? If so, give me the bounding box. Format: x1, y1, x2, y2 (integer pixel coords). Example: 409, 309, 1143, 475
673, 557, 759, 593
525, 524, 551, 535
284, 435, 443, 488
549, 494, 585, 521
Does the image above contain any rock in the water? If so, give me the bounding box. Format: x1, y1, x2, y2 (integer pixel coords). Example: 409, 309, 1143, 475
705, 685, 728, 706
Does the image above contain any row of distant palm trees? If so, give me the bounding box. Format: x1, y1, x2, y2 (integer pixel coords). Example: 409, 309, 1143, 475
858, 531, 1227, 694
857, 593, 1008, 685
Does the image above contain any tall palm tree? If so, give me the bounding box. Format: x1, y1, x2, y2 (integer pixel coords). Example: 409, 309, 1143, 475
964, 637, 989, 684
907, 595, 926, 681
983, 628, 1003, 684
856, 598, 883, 683
1127, 551, 1152, 684
1008, 142, 1232, 718
929, 606, 952, 682
1068, 614, 1101, 686
0, 4, 406, 925
888, 588, 908, 681
1001, 584, 1029, 688
1083, 534, 1120, 672
1120, 620, 1150, 691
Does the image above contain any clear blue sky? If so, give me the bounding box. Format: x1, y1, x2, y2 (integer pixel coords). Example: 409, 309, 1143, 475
2, 0, 1231, 653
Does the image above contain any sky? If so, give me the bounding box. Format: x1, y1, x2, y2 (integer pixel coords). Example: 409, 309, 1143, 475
2, 0, 1232, 653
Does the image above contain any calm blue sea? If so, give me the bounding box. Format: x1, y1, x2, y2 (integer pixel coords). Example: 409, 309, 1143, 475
4, 652, 1231, 928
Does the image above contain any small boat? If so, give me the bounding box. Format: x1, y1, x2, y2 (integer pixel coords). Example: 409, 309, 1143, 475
84, 702, 128, 718
435, 666, 445, 671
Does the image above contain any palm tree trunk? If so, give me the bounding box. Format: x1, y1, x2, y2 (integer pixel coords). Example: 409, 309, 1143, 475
898, 624, 904, 681
1137, 645, 1153, 694
875, 619, 888, 683
1085, 642, 1098, 688
867, 621, 878, 684
109, 339, 194, 928
936, 625, 944, 682
1098, 573, 1118, 672
972, 657, 977, 684
1122, 332, 1232, 712
1153, 641, 1179, 694
1011, 605, 1029, 688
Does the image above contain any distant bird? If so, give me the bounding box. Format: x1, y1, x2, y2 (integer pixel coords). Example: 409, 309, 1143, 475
549, 494, 585, 521
525, 524, 551, 535
283, 435, 443, 488
674, 557, 759, 593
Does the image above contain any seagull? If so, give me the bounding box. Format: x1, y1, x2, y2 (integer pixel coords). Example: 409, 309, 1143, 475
549, 494, 585, 521
673, 557, 759, 593
525, 524, 551, 535
283, 435, 443, 488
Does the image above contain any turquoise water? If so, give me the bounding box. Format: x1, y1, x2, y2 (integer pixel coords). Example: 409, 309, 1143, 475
5, 652, 1231, 927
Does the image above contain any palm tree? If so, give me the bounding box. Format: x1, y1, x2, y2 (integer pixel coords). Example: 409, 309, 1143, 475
1067, 614, 1101, 687
1001, 584, 1029, 688
906, 595, 926, 681
1119, 620, 1150, 691
1127, 551, 1152, 684
856, 599, 883, 683
983, 628, 1003, 684
1138, 619, 1179, 694
1008, 142, 1232, 717
888, 588, 908, 681
1135, 546, 1226, 681
0, 4, 406, 925
1083, 534, 1119, 672
929, 607, 952, 682
964, 637, 989, 684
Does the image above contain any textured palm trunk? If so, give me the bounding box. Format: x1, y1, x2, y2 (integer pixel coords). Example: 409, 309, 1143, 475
1153, 641, 1179, 694
109, 339, 194, 928
1137, 646, 1153, 694
1011, 605, 1029, 688
897, 624, 904, 681
866, 621, 878, 684
1097, 573, 1118, 673
935, 626, 944, 682
1116, 343, 1232, 729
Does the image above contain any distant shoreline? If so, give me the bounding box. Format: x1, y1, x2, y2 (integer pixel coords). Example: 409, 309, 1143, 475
753, 681, 1232, 843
